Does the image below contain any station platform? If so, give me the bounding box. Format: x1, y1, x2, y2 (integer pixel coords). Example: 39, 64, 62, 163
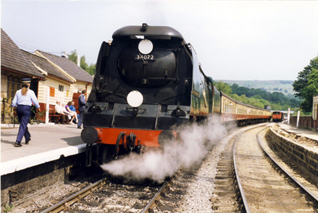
1, 123, 86, 176
277, 123, 318, 141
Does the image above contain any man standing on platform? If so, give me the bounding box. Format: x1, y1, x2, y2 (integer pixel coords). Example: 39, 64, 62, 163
77, 90, 86, 129
11, 78, 41, 147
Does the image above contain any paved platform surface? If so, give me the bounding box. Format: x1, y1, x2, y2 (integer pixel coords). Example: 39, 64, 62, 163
1, 123, 85, 175
278, 123, 318, 141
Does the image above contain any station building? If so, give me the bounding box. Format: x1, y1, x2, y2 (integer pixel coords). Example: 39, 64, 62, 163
1, 28, 93, 123
1, 29, 44, 101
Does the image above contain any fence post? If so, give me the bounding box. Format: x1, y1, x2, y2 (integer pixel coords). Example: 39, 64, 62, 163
45, 87, 49, 124
296, 111, 300, 128
287, 108, 290, 125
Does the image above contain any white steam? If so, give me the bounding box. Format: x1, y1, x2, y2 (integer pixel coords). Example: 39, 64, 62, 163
101, 115, 234, 183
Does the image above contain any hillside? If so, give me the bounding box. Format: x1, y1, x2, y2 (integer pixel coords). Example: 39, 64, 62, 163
214, 81, 302, 111
218, 80, 294, 95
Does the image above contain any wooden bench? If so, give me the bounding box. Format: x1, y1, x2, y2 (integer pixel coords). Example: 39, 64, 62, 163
49, 105, 62, 124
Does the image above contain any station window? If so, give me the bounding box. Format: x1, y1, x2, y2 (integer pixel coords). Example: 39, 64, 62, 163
7, 76, 10, 98
17, 80, 20, 90
11, 78, 15, 98
58, 85, 64, 92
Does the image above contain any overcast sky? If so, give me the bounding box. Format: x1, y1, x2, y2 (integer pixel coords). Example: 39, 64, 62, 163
2, 0, 318, 81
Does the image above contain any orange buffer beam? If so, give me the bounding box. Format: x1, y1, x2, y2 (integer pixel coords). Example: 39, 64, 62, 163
95, 128, 176, 147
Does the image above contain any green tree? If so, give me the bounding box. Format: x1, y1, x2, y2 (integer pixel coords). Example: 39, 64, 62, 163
68, 50, 78, 64
80, 55, 88, 70
293, 56, 318, 112
215, 81, 300, 111
215, 81, 232, 95
68, 50, 96, 76
86, 64, 96, 75
230, 94, 242, 102
253, 95, 262, 99
301, 68, 318, 112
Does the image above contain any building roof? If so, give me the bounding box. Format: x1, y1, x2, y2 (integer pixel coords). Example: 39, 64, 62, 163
1, 29, 43, 78
21, 50, 73, 83
36, 50, 93, 83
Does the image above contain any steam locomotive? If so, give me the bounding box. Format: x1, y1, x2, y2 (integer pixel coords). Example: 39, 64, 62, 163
81, 24, 271, 165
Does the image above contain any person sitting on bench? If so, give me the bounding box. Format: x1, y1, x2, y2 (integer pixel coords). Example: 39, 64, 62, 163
55, 101, 70, 124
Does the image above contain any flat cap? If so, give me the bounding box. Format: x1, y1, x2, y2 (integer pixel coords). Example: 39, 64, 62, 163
21, 78, 31, 83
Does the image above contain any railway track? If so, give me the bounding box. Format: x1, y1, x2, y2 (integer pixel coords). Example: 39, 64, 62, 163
39, 124, 318, 212
40, 178, 107, 213
257, 127, 318, 208
39, 124, 226, 213
40, 167, 204, 212
40, 176, 163, 212
235, 126, 318, 212
212, 125, 318, 212
211, 130, 250, 212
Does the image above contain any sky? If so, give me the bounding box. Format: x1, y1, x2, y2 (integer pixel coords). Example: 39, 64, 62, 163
1, 0, 318, 81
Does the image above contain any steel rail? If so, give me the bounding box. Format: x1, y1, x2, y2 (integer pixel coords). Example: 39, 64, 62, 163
233, 131, 251, 213
141, 181, 169, 213
40, 178, 107, 213
257, 129, 318, 203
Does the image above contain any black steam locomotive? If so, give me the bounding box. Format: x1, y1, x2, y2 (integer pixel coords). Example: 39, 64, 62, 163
81, 23, 218, 165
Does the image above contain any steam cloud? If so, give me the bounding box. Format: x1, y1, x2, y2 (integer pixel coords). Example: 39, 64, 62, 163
101, 115, 233, 183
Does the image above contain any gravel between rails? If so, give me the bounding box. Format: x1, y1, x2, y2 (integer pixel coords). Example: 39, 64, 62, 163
236, 126, 317, 212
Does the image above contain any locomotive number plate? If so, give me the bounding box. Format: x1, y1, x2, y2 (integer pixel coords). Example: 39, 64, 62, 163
135, 54, 155, 60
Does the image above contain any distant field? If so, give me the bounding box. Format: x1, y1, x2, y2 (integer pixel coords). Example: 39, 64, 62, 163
218, 80, 295, 95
